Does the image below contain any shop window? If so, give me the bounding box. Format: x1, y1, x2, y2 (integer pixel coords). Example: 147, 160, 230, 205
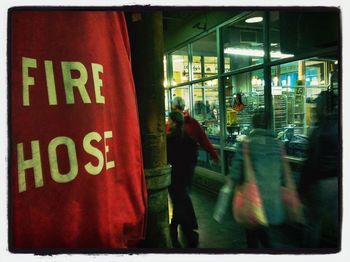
192, 56, 203, 80
271, 57, 337, 137
224, 70, 264, 147
269, 11, 295, 62
191, 32, 218, 79
170, 46, 189, 84
193, 79, 220, 144
222, 11, 264, 72
204, 56, 218, 77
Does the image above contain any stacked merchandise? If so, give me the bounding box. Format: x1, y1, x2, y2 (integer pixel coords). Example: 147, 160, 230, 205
273, 94, 288, 133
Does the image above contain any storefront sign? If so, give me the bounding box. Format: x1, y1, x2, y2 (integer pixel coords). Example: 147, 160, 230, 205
10, 10, 147, 249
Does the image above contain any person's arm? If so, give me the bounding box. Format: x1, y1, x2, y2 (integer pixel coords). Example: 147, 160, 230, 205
193, 120, 219, 162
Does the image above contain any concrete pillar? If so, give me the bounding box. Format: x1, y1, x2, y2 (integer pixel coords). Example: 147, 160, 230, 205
126, 11, 172, 248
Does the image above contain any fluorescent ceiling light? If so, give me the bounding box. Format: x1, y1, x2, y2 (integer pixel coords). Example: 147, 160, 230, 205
245, 16, 263, 23
224, 47, 294, 59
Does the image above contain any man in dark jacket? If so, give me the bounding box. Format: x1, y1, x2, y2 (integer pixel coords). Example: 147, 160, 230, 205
167, 111, 199, 248
169, 96, 220, 164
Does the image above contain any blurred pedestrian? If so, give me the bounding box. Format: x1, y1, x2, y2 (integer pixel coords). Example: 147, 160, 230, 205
227, 109, 294, 248
167, 96, 220, 247
299, 89, 340, 248
166, 111, 199, 248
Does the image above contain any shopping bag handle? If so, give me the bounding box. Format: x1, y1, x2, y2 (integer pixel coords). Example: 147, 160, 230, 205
242, 142, 256, 182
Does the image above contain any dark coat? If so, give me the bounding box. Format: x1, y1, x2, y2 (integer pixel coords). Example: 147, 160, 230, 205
299, 111, 340, 194
167, 129, 199, 230
167, 130, 197, 176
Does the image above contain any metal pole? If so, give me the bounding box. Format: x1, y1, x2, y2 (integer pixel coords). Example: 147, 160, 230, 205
263, 11, 273, 129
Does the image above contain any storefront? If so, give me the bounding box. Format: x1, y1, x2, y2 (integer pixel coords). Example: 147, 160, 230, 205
163, 9, 340, 180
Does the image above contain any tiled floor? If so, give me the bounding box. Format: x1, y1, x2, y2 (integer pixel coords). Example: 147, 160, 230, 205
191, 187, 246, 249
179, 186, 304, 252
169, 184, 342, 255
165, 181, 340, 255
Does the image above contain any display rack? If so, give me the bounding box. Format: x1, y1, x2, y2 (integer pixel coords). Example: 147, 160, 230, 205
280, 87, 311, 135
293, 92, 306, 134
273, 94, 288, 133
237, 92, 261, 126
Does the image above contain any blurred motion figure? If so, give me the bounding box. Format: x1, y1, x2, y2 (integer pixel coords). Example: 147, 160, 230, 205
167, 111, 199, 248
227, 109, 294, 248
299, 87, 340, 247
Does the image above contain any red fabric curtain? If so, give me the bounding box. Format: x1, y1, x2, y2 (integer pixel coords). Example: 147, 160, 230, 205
10, 10, 147, 249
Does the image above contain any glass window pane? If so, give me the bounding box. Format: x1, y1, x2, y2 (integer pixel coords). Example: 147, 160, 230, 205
192, 32, 217, 79
224, 70, 264, 147
204, 56, 218, 77
193, 84, 205, 121
269, 11, 295, 61
193, 79, 220, 142
223, 11, 264, 71
277, 10, 339, 57
271, 56, 338, 136
171, 46, 189, 84
192, 56, 202, 80
224, 57, 231, 73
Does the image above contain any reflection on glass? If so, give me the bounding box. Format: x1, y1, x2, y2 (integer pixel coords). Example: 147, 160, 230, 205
278, 11, 339, 57
193, 79, 220, 141
224, 57, 231, 73
171, 46, 189, 84
223, 11, 265, 71
224, 70, 264, 146
271, 57, 337, 136
269, 11, 295, 62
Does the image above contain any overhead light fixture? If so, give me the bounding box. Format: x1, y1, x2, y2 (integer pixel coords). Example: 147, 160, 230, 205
245, 16, 263, 23
224, 47, 294, 59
